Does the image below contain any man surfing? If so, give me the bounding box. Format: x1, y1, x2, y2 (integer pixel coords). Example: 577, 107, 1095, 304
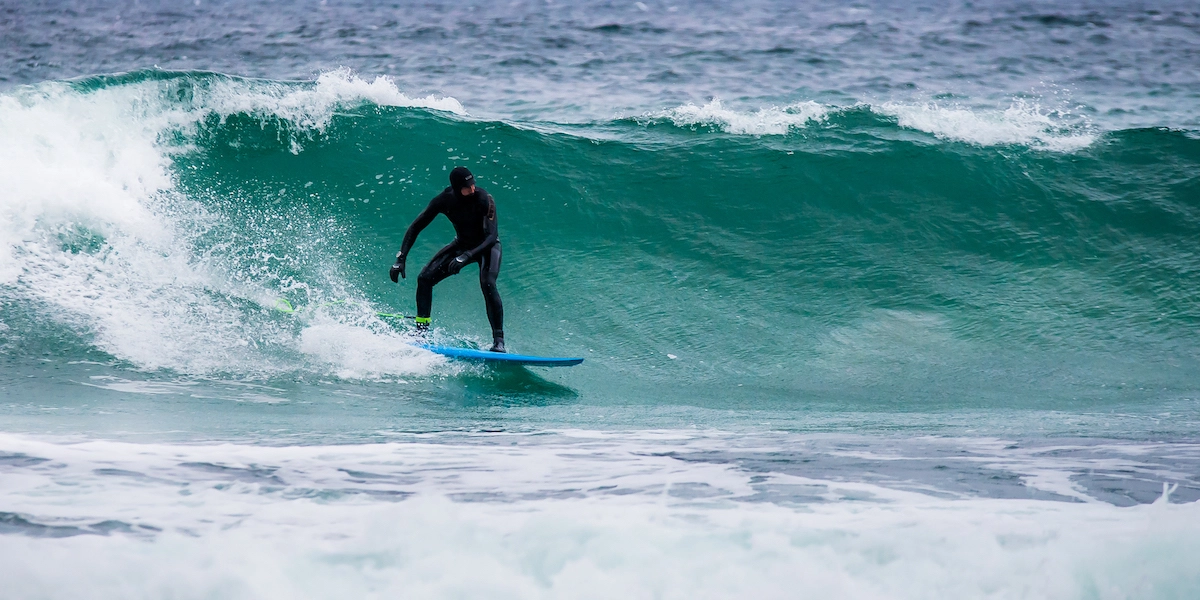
389, 167, 505, 352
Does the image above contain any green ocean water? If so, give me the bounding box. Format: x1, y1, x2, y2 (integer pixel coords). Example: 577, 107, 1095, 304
2, 71, 1198, 439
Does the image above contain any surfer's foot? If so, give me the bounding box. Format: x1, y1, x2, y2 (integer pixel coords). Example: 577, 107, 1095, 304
414, 317, 430, 337
489, 337, 506, 353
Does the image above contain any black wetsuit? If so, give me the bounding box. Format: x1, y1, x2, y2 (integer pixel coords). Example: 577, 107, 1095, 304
399, 186, 502, 338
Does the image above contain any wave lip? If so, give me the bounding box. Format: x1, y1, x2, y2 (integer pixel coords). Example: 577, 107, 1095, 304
877, 99, 1097, 151
652, 99, 830, 135
646, 95, 1097, 151
193, 69, 467, 136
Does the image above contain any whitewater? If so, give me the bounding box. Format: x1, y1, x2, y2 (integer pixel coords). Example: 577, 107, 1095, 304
3, 0, 1200, 598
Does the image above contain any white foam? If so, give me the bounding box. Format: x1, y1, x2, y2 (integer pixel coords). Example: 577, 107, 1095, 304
1, 433, 1197, 599
6, 497, 1193, 600
655, 99, 829, 135
297, 318, 444, 379
876, 99, 1096, 151
0, 71, 461, 377
653, 97, 1096, 149
197, 69, 466, 139
0, 83, 174, 284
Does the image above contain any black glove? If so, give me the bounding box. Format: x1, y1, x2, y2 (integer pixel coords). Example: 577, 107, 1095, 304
389, 252, 406, 282
447, 253, 471, 275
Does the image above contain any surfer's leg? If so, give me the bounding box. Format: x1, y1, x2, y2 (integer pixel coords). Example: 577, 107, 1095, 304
479, 242, 505, 351
415, 242, 460, 328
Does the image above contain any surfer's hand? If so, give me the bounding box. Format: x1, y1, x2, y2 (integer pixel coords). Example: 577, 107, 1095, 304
448, 253, 470, 275
390, 252, 406, 282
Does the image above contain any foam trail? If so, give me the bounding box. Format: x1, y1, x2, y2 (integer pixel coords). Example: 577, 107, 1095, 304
298, 315, 446, 379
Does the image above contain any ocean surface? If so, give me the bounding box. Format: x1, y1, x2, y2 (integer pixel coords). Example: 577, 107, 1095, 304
2, 0, 1200, 597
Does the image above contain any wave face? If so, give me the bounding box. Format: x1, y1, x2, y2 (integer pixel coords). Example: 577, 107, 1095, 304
1, 69, 1198, 428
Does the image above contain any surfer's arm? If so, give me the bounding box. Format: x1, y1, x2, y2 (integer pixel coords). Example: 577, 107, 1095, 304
460, 195, 498, 261
398, 198, 441, 257
390, 197, 442, 281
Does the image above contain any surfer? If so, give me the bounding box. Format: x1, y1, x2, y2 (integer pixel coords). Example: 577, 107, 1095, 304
390, 167, 505, 352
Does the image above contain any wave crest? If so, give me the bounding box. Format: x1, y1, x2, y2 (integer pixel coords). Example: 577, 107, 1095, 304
648, 96, 1095, 151
877, 99, 1096, 151
652, 99, 829, 135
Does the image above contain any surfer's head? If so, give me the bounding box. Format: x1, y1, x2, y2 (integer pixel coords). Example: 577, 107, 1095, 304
450, 166, 475, 197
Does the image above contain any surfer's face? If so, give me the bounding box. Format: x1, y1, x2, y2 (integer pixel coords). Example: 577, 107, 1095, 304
459, 184, 475, 196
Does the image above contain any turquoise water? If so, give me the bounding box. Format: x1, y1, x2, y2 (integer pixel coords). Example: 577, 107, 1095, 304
3, 2, 1200, 597
4, 70, 1198, 436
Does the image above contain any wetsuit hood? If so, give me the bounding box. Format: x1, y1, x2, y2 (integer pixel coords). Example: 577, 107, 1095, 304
449, 166, 475, 197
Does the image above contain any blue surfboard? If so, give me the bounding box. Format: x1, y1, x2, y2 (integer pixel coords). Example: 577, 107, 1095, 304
419, 344, 584, 367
